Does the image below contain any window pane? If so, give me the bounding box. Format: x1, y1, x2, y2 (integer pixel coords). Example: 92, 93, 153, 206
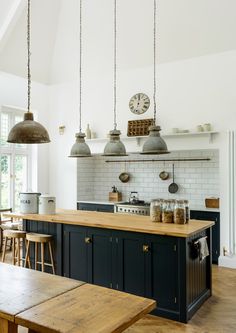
0, 155, 11, 209
0, 113, 10, 147
15, 155, 28, 211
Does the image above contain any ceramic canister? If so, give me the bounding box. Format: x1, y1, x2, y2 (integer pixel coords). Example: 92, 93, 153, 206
20, 192, 41, 214
39, 194, 56, 214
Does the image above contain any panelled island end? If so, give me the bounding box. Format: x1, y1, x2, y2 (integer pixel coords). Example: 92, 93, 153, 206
5, 209, 214, 323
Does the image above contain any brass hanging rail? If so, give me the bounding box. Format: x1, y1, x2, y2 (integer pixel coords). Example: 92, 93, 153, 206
105, 158, 211, 163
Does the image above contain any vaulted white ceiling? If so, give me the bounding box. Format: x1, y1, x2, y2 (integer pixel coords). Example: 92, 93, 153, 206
0, 0, 235, 84
0, 0, 61, 84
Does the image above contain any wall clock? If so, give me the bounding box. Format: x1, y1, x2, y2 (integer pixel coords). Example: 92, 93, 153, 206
129, 93, 150, 115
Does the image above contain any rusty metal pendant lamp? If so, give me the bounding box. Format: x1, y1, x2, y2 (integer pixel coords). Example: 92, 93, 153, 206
7, 0, 50, 144
103, 0, 127, 156
69, 0, 91, 158
141, 0, 169, 155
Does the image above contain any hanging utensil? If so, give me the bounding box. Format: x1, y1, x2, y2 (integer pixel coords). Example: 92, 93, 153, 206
119, 161, 130, 183
159, 160, 169, 180
168, 164, 179, 193
159, 171, 169, 180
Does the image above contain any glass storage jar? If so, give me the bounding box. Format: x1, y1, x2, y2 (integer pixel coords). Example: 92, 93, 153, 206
162, 199, 174, 223
174, 200, 186, 224
150, 199, 162, 222
184, 200, 189, 223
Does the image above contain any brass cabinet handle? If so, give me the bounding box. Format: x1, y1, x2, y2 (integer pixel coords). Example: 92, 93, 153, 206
85, 237, 92, 244
142, 245, 149, 253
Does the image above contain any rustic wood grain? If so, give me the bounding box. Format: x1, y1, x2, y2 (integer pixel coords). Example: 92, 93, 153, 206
4, 209, 214, 238
0, 262, 83, 321
16, 284, 156, 333
0, 318, 17, 333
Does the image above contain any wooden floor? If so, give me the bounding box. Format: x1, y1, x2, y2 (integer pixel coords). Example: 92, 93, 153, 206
2, 248, 234, 333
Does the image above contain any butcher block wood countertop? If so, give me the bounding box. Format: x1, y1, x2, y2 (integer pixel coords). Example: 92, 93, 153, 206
5, 209, 214, 238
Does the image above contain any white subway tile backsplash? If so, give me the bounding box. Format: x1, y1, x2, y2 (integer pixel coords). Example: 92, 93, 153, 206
77, 150, 219, 207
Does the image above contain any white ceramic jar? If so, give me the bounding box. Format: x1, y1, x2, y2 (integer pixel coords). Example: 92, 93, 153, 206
20, 192, 41, 214
39, 195, 56, 214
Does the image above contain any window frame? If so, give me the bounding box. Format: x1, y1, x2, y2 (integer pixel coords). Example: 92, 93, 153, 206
0, 105, 32, 210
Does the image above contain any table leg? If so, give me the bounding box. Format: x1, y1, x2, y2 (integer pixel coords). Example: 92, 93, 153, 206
0, 318, 17, 333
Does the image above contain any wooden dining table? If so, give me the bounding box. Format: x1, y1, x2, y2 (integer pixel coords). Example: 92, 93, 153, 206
0, 263, 156, 333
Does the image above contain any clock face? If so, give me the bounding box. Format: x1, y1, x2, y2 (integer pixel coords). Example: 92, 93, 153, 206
129, 93, 150, 115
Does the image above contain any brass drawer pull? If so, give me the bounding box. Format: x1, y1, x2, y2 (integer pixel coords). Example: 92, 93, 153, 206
85, 237, 92, 244
142, 245, 149, 253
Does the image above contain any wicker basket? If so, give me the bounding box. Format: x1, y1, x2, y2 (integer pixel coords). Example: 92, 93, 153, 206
127, 119, 154, 137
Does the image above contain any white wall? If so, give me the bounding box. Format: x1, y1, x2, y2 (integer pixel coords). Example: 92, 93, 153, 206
0, 71, 50, 194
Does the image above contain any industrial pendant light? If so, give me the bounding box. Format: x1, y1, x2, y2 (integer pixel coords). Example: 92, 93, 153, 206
69, 0, 91, 158
141, 0, 169, 155
7, 0, 50, 144
103, 0, 127, 156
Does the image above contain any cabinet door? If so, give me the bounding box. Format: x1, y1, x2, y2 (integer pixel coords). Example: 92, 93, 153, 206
190, 210, 220, 264
116, 231, 146, 297
63, 225, 88, 281
87, 228, 112, 288
146, 235, 179, 311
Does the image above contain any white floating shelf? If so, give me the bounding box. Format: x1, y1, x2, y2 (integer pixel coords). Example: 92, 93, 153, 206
87, 131, 218, 145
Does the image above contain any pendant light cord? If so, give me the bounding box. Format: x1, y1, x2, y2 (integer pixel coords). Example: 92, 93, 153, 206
153, 0, 157, 125
113, 0, 117, 130
79, 0, 82, 133
27, 0, 31, 113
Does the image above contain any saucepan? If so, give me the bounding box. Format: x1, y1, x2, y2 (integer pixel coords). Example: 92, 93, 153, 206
168, 164, 179, 193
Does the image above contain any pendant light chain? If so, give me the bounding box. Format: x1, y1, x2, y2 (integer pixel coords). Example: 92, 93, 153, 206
113, 0, 117, 130
79, 0, 82, 133
27, 0, 31, 113
153, 0, 157, 125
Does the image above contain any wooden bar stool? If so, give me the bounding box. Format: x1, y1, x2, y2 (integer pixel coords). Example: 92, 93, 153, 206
1, 229, 27, 266
24, 233, 55, 274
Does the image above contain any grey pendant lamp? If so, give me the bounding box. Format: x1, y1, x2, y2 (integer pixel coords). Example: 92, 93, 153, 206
7, 0, 50, 144
141, 0, 169, 155
69, 0, 91, 158
103, 0, 127, 156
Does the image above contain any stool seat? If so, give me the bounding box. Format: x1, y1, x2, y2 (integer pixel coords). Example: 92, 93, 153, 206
26, 233, 53, 243
3, 230, 26, 239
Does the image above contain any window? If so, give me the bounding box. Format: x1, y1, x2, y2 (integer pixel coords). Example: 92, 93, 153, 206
0, 106, 32, 210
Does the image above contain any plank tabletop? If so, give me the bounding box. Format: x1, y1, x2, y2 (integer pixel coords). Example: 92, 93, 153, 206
16, 283, 156, 333
4, 209, 214, 237
0, 263, 83, 322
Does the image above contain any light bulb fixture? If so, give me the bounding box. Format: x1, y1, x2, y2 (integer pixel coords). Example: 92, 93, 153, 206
103, 0, 127, 156
7, 0, 50, 144
141, 0, 169, 155
69, 0, 91, 158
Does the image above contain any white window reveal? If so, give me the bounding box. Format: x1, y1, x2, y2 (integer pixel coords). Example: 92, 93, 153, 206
0, 106, 32, 211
